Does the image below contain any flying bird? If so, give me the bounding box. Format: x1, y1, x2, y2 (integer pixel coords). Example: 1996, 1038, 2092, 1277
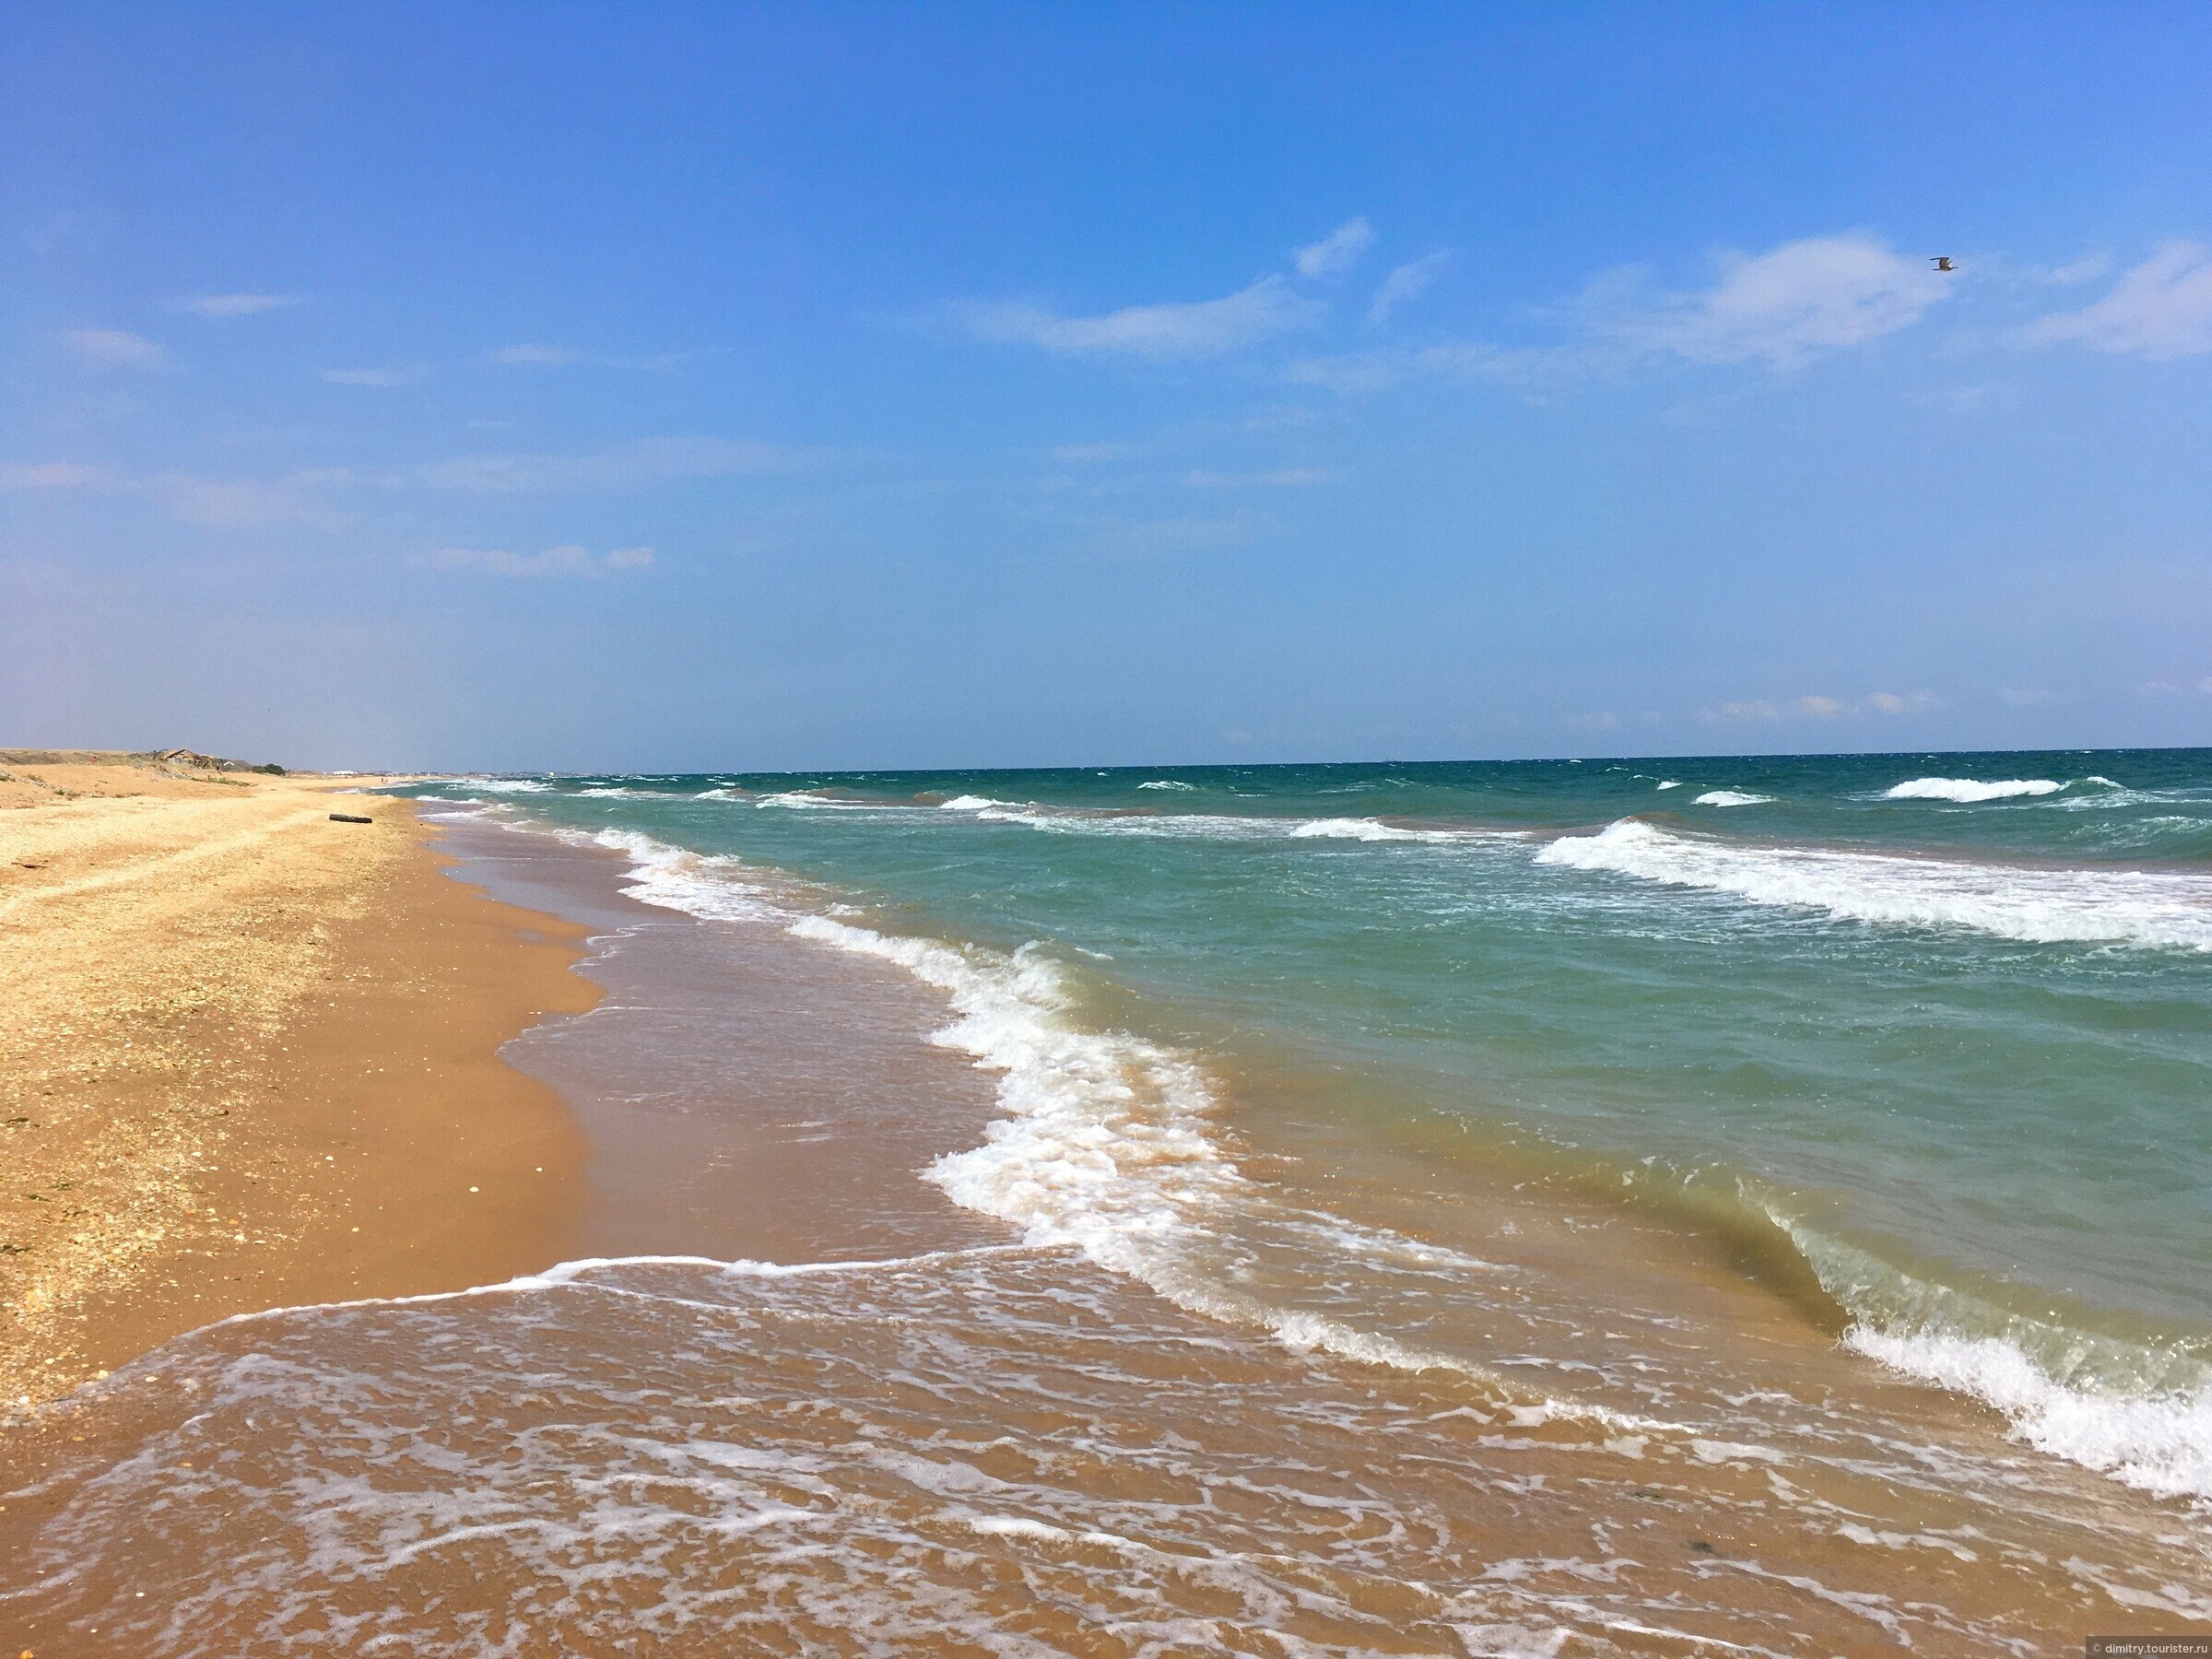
1932, 256, 1956, 272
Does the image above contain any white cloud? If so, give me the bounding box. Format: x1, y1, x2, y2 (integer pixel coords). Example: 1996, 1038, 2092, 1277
1580, 234, 1951, 368
0, 461, 105, 490
1367, 253, 1451, 325
488, 343, 582, 366
0, 460, 332, 527
1184, 466, 1339, 487
1293, 217, 1375, 280
2035, 254, 2111, 287
171, 293, 298, 317
956, 276, 1322, 361
2022, 241, 2212, 359
63, 327, 169, 369
321, 364, 431, 387
423, 543, 655, 577
1865, 689, 1937, 714
1707, 689, 1934, 722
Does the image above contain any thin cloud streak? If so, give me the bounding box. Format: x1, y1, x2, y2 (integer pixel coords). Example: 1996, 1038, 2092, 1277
2022, 241, 2212, 359
422, 543, 655, 577
320, 364, 432, 387
63, 327, 169, 369
171, 294, 299, 317
952, 276, 1322, 361
395, 435, 829, 492
1367, 253, 1451, 324
1293, 217, 1374, 279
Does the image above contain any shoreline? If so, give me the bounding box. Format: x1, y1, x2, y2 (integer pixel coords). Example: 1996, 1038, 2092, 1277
0, 772, 596, 1410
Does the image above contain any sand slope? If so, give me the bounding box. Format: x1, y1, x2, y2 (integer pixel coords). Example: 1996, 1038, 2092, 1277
0, 766, 594, 1408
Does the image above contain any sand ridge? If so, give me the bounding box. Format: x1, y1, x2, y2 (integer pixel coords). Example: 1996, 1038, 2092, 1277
0, 764, 594, 1410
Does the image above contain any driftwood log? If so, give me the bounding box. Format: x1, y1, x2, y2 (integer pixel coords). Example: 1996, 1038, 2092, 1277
328, 813, 374, 825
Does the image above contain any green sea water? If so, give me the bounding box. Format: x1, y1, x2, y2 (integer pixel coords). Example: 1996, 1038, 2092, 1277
410, 747, 2212, 1498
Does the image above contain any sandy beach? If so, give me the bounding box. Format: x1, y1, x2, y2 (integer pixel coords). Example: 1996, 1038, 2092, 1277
0, 752, 596, 1411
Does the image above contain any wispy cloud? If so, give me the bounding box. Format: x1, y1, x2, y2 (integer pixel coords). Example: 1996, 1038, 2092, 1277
1367, 253, 1451, 325
1281, 338, 1587, 396
320, 363, 431, 387
952, 276, 1322, 361
2021, 241, 2212, 359
399, 435, 826, 492
0, 458, 334, 527
1185, 466, 1339, 488
422, 543, 655, 577
1290, 233, 1951, 395
1293, 217, 1374, 280
170, 293, 299, 317
1048, 441, 1133, 463
488, 343, 583, 367
1576, 234, 1951, 368
1709, 689, 1935, 722
0, 461, 106, 490
487, 343, 703, 371
63, 327, 169, 369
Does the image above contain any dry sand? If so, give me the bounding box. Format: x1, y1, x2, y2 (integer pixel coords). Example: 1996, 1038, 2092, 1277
0, 753, 596, 1408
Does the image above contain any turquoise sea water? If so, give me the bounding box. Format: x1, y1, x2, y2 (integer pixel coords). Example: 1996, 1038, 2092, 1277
410, 747, 2212, 1500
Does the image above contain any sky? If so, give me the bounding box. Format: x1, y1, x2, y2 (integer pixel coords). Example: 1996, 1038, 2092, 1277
4, 3, 2211, 771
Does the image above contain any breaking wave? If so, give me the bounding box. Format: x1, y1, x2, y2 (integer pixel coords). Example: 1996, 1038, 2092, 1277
1883, 777, 2066, 803
1534, 819, 2212, 951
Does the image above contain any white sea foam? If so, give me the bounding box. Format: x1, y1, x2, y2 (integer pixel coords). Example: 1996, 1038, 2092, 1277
754, 790, 881, 810
1773, 1218, 2212, 1503
587, 829, 787, 923
582, 826, 1618, 1410
1137, 780, 1197, 791
453, 776, 555, 794
1883, 777, 2065, 803
1846, 1328, 2212, 1504
1535, 819, 2212, 950
1692, 791, 1772, 807
1290, 817, 1470, 842
576, 785, 645, 798
1655, 781, 1682, 790
940, 794, 1018, 810
964, 806, 1511, 848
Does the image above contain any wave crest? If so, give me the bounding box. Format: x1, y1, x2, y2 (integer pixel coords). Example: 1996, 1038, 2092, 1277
1535, 819, 2212, 950
1883, 777, 2065, 803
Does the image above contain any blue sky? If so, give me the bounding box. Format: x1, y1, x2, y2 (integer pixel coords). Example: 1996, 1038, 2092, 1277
5, 3, 2211, 771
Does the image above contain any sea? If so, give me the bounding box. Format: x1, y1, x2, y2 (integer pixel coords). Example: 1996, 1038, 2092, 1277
7, 749, 2212, 1653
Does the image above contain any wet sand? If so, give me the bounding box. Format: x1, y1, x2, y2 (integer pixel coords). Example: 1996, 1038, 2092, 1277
0, 774, 595, 1407
441, 816, 1006, 1264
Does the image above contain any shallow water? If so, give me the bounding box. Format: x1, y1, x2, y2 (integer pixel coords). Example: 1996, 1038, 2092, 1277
6, 754, 2212, 1653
